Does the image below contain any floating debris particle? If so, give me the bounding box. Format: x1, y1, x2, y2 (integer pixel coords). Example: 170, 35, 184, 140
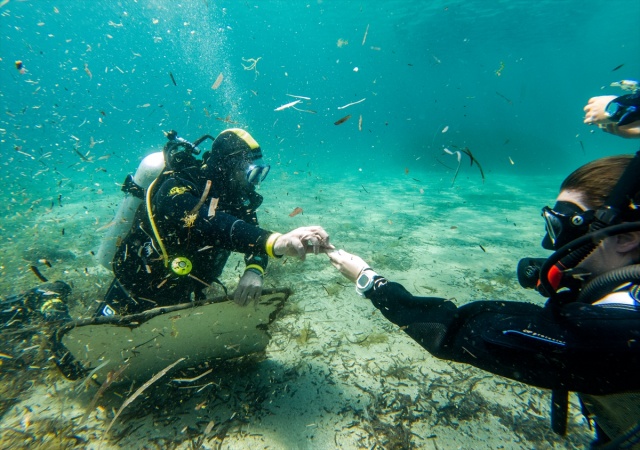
442, 125, 449, 133
286, 94, 311, 100
362, 24, 370, 45
496, 91, 512, 104
84, 63, 92, 79
337, 98, 366, 110
15, 60, 26, 74
274, 99, 301, 111
211, 72, 224, 90
289, 207, 303, 217
30, 265, 48, 282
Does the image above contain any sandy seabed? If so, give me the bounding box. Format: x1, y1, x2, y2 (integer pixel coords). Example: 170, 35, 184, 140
0, 169, 594, 449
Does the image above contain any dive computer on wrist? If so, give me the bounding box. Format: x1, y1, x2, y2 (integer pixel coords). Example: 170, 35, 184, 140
356, 268, 377, 296
605, 99, 622, 120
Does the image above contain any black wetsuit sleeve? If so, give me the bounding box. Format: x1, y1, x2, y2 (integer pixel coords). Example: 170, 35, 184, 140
366, 278, 640, 395
241, 207, 269, 272
154, 178, 273, 256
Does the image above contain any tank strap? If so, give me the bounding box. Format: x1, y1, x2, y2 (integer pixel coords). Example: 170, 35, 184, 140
121, 174, 145, 199
189, 179, 212, 215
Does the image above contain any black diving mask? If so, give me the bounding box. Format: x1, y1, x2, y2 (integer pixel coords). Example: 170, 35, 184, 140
541, 201, 596, 250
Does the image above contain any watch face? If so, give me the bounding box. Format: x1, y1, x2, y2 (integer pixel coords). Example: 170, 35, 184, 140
356, 272, 370, 288
606, 101, 620, 117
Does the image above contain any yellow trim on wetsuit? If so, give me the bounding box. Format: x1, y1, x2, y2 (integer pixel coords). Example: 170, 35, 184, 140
265, 233, 282, 258
245, 264, 265, 276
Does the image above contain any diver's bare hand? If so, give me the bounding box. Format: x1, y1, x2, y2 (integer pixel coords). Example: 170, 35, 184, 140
326, 249, 370, 282
274, 226, 334, 261
583, 95, 617, 125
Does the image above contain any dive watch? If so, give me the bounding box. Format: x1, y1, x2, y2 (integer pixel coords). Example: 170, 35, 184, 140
605, 99, 623, 121
356, 268, 378, 296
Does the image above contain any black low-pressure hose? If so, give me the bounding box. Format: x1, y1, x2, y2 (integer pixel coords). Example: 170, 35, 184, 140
539, 222, 640, 299
578, 264, 640, 304
192, 134, 215, 148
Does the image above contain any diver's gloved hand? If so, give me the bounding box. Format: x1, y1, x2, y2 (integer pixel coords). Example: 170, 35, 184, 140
234, 270, 263, 307
326, 249, 371, 283
273, 226, 334, 261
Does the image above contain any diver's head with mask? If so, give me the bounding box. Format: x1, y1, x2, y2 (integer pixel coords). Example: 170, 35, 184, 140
541, 155, 640, 281
517, 152, 640, 297
203, 128, 270, 197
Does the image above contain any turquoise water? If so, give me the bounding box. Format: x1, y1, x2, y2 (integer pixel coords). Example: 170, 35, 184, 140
3, 0, 639, 189
1, 1, 639, 448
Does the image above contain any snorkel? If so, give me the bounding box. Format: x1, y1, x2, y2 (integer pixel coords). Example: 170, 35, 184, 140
535, 150, 640, 303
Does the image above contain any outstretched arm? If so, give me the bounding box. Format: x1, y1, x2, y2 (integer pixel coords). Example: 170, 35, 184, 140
326, 249, 640, 395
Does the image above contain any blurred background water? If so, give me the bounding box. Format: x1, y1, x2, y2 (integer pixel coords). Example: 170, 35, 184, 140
2, 0, 639, 201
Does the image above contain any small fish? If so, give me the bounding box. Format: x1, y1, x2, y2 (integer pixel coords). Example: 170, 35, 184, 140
289, 207, 303, 217
358, 114, 363, 131
612, 63, 624, 72
479, 244, 486, 252
38, 259, 52, 267
169, 72, 177, 86
334, 114, 351, 126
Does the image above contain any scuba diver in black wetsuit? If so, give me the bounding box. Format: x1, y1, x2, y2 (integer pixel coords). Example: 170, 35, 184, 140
95, 128, 332, 317
1, 281, 72, 328
327, 153, 640, 448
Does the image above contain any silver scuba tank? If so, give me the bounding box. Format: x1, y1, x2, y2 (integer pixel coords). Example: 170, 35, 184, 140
95, 151, 165, 270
